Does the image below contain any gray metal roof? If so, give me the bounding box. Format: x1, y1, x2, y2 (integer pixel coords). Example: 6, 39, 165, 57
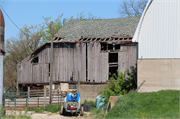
53, 17, 140, 43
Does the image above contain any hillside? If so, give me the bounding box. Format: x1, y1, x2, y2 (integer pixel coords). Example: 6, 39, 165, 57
106, 90, 179, 118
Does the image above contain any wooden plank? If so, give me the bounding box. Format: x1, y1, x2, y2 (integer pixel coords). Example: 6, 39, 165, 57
33, 64, 39, 83
70, 44, 74, 81
43, 64, 49, 82
59, 44, 64, 82
81, 43, 86, 82
87, 43, 92, 82
94, 43, 100, 82
63, 44, 67, 82
73, 44, 78, 81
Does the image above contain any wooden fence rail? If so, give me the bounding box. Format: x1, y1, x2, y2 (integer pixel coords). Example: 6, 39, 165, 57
4, 88, 75, 108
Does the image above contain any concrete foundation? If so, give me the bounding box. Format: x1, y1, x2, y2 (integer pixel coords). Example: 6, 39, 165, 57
79, 84, 108, 103
137, 59, 180, 92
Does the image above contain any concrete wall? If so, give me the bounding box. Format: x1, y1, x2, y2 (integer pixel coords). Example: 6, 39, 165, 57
79, 84, 108, 103
137, 59, 180, 92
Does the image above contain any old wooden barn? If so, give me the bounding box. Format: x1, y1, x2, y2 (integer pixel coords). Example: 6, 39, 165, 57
17, 17, 139, 90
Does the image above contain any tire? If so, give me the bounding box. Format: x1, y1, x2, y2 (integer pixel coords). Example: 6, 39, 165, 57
80, 106, 84, 116
60, 106, 64, 115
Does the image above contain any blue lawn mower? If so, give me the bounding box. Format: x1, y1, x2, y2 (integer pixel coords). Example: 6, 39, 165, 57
60, 92, 83, 116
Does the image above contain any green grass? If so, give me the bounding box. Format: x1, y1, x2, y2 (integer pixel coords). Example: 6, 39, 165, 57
105, 90, 179, 118
90, 107, 106, 118
26, 104, 61, 113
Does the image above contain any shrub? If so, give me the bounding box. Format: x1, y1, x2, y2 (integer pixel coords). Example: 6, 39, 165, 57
99, 65, 137, 105
83, 99, 96, 106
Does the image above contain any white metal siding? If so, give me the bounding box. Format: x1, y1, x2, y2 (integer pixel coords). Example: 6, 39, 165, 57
137, 0, 180, 59
0, 56, 3, 107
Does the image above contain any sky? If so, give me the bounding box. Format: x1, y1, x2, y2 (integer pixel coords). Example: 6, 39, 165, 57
0, 0, 123, 40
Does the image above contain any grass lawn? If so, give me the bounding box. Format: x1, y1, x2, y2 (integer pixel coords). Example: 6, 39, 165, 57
106, 90, 179, 118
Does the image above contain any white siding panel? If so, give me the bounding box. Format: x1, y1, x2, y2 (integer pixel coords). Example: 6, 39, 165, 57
138, 0, 180, 59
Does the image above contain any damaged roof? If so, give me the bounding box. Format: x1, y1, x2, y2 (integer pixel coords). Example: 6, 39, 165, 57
54, 17, 140, 42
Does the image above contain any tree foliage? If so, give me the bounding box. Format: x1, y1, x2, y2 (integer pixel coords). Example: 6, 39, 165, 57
118, 0, 148, 17
41, 14, 68, 42
4, 24, 43, 89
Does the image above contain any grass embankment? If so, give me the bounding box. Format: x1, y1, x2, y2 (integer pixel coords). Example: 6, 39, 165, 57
106, 90, 179, 118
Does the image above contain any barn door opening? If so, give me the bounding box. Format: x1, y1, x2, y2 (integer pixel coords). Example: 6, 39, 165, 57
109, 53, 118, 79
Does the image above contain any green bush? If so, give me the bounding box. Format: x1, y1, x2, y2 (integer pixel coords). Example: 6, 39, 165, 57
100, 65, 137, 101
83, 99, 96, 106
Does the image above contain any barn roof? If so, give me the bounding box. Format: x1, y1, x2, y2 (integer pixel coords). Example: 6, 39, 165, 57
32, 17, 140, 55
50, 17, 140, 43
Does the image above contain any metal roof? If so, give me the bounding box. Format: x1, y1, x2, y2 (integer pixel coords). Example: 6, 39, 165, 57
53, 17, 140, 43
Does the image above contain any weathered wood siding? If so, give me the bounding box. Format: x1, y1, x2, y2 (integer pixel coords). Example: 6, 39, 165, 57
87, 43, 108, 83
17, 43, 137, 84
118, 45, 137, 73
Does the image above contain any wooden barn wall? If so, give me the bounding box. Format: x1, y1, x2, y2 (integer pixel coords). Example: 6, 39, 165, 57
73, 43, 86, 82
118, 45, 137, 73
53, 43, 74, 82
87, 42, 108, 83
17, 43, 136, 85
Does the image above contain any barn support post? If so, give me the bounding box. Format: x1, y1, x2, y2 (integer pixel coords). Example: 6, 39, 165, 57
78, 71, 80, 94
44, 87, 46, 107
28, 87, 30, 98
49, 21, 54, 104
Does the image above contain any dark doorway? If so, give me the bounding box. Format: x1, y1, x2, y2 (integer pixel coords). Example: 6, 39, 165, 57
109, 53, 118, 79
109, 66, 118, 79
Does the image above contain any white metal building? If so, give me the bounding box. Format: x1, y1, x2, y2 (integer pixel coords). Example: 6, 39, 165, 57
133, 0, 180, 92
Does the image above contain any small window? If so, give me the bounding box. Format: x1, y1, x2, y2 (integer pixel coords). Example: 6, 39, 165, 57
108, 44, 113, 50
69, 83, 76, 89
109, 53, 118, 63
101, 43, 107, 51
115, 44, 120, 50
32, 57, 38, 63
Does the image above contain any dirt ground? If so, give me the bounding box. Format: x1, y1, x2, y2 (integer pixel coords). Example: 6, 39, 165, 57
6, 110, 94, 119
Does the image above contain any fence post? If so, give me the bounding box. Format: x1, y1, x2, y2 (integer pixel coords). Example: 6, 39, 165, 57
28, 87, 30, 98
57, 89, 59, 105
44, 87, 46, 107
38, 96, 39, 107
26, 98, 28, 107
14, 98, 16, 108
60, 91, 62, 106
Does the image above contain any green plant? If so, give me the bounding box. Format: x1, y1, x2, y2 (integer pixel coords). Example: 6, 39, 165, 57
83, 99, 96, 106
100, 65, 137, 101
89, 107, 105, 118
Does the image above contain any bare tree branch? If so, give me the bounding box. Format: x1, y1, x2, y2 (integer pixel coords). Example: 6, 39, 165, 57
118, 0, 148, 17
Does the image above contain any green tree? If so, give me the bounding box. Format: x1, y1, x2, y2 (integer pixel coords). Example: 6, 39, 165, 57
41, 14, 68, 42
41, 12, 100, 42
4, 24, 43, 89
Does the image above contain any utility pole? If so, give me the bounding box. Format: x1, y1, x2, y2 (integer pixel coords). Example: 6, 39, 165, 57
49, 21, 54, 104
